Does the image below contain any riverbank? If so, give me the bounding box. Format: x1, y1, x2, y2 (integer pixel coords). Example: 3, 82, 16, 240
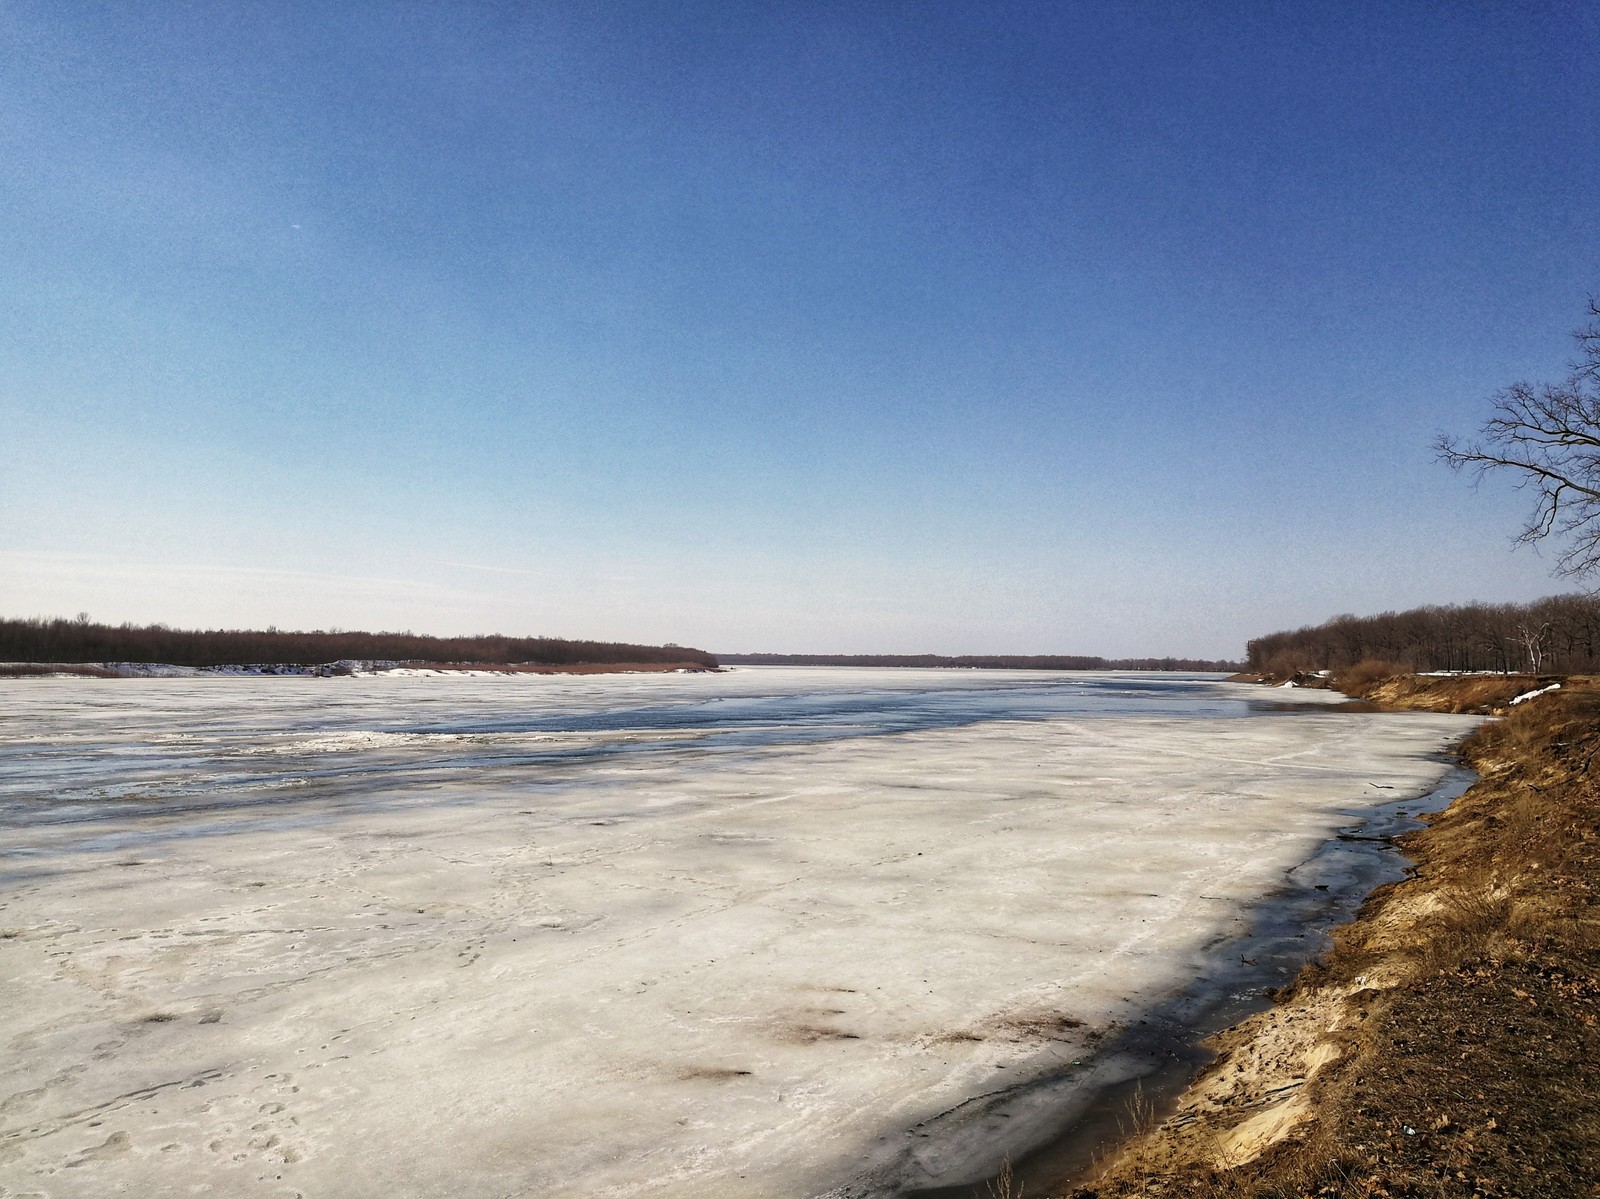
0, 659, 719, 678
1052, 673, 1600, 1198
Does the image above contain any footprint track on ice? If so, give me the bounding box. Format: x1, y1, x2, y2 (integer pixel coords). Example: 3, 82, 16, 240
202, 1070, 305, 1171
63, 1128, 132, 1168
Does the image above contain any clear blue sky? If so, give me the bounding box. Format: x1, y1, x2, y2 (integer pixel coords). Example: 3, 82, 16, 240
4, 2, 1597, 659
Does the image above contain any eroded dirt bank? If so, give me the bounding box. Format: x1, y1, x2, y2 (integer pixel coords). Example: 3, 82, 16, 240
1054, 674, 1600, 1198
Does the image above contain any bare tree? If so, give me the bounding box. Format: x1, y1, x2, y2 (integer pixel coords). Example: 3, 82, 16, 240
1514, 618, 1552, 673
1437, 299, 1600, 580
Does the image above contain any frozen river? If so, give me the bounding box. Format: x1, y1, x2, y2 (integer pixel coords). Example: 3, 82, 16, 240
0, 668, 1478, 1197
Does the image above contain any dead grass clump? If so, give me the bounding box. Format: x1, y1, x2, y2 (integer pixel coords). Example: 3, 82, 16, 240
1467, 699, 1564, 762
1354, 671, 1543, 713
1418, 890, 1516, 973
987, 1157, 1024, 1199
1332, 658, 1405, 697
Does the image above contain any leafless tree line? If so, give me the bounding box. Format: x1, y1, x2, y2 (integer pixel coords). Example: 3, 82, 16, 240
1245, 594, 1600, 676
0, 615, 717, 670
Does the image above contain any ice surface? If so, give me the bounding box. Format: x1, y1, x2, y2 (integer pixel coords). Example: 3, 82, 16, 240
0, 669, 1479, 1197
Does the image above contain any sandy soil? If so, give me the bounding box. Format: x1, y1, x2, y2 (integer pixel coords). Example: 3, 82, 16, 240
1060, 675, 1600, 1199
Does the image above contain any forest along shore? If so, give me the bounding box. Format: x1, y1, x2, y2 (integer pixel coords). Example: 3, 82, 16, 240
0, 659, 719, 678
1052, 671, 1600, 1199
0, 615, 719, 675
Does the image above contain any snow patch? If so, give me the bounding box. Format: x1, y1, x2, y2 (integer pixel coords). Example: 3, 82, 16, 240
1509, 682, 1561, 705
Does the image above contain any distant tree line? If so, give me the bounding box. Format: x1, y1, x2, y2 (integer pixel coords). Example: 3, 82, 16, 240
0, 615, 717, 669
1245, 594, 1600, 676
718, 653, 1241, 672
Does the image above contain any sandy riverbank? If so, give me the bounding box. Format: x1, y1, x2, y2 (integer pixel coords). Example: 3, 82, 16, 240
1053, 673, 1600, 1199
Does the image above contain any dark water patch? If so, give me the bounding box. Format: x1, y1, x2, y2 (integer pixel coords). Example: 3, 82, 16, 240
396, 675, 1256, 742
0, 674, 1266, 835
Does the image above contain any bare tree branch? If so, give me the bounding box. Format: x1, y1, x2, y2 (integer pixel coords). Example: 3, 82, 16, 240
1437, 298, 1600, 579
1573, 296, 1600, 386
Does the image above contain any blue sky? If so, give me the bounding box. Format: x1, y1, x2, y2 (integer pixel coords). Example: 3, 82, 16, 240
3, 2, 1598, 659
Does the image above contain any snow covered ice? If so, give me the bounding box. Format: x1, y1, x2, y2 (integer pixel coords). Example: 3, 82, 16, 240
0, 669, 1479, 1197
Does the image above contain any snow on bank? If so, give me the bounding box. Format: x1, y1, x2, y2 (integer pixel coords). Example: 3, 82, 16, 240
1510, 681, 1562, 705
59, 659, 393, 677
2, 661, 709, 679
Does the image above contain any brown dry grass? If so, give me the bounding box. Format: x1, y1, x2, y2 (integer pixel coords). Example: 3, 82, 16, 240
1359, 673, 1554, 714
1056, 676, 1600, 1199
1333, 659, 1407, 697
